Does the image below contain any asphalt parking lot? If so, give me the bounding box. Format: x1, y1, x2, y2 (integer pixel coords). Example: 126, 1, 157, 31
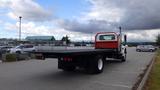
0, 47, 155, 90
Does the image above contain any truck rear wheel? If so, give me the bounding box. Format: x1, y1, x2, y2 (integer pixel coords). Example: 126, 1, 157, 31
16, 51, 21, 54
149, 49, 153, 52
86, 55, 104, 74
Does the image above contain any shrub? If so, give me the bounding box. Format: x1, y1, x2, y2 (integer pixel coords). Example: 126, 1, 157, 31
30, 54, 36, 59
5, 53, 17, 62
16, 53, 30, 60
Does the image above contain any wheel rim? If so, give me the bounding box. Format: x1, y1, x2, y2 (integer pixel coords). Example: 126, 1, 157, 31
98, 59, 103, 70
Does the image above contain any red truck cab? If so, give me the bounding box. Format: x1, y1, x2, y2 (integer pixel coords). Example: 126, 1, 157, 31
95, 32, 121, 50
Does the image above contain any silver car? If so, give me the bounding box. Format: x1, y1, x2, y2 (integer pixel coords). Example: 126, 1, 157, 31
136, 45, 156, 52
10, 44, 35, 54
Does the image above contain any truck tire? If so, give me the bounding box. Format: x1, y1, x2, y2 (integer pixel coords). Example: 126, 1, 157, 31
102, 56, 107, 62
86, 55, 104, 74
121, 48, 127, 62
136, 49, 141, 52
149, 49, 153, 52
16, 51, 21, 54
121, 55, 126, 62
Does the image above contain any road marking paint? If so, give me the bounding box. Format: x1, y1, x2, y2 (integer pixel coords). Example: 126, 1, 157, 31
92, 81, 132, 88
110, 70, 138, 74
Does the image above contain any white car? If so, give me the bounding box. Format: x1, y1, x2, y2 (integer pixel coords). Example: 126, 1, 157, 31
10, 44, 35, 54
136, 45, 156, 52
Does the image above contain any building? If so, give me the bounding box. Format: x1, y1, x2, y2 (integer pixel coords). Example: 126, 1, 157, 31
25, 36, 56, 45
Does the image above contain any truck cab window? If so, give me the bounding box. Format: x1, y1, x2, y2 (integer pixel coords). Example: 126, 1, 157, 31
99, 35, 115, 40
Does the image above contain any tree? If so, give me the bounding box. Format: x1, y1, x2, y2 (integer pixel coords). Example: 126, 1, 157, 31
61, 35, 71, 45
156, 34, 160, 46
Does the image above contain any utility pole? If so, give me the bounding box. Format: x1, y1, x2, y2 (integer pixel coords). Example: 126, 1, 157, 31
119, 26, 122, 35
90, 32, 92, 43
119, 26, 122, 52
19, 16, 22, 41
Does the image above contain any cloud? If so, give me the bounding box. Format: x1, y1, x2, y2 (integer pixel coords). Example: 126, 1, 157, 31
4, 22, 93, 41
0, 0, 10, 7
83, 0, 124, 23
0, 0, 52, 22
56, 19, 118, 33
87, 0, 160, 30
4, 21, 159, 42
1, 0, 159, 42
58, 0, 160, 34
126, 29, 160, 42
4, 22, 52, 35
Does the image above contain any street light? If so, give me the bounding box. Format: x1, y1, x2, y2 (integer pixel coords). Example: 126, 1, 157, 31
19, 16, 22, 41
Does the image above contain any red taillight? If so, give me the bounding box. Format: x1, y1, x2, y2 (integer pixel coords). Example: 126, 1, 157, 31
63, 57, 72, 61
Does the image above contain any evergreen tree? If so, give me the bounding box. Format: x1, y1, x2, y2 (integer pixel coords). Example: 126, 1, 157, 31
61, 35, 71, 45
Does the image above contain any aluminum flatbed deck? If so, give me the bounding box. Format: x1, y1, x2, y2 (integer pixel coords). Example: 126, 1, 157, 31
33, 49, 117, 58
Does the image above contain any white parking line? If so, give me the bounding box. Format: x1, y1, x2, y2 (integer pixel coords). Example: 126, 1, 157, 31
92, 81, 132, 89
110, 70, 139, 74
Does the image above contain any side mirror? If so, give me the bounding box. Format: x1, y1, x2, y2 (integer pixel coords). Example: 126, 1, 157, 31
124, 35, 127, 45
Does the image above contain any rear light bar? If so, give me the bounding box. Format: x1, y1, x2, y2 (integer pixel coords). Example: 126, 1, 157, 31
61, 57, 73, 61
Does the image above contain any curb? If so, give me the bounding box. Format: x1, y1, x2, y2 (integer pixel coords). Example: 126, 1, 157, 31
137, 56, 155, 90
132, 54, 155, 90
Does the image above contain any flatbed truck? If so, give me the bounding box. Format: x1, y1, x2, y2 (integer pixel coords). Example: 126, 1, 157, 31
33, 32, 127, 74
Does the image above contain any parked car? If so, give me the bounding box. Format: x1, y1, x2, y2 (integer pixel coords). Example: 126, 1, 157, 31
10, 44, 35, 54
0, 46, 13, 59
136, 45, 156, 52
0, 46, 13, 54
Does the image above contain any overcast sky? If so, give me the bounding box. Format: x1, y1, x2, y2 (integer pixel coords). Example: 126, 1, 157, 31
0, 0, 159, 42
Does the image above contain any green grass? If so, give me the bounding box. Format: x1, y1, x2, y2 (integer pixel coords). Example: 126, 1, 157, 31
145, 50, 160, 90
